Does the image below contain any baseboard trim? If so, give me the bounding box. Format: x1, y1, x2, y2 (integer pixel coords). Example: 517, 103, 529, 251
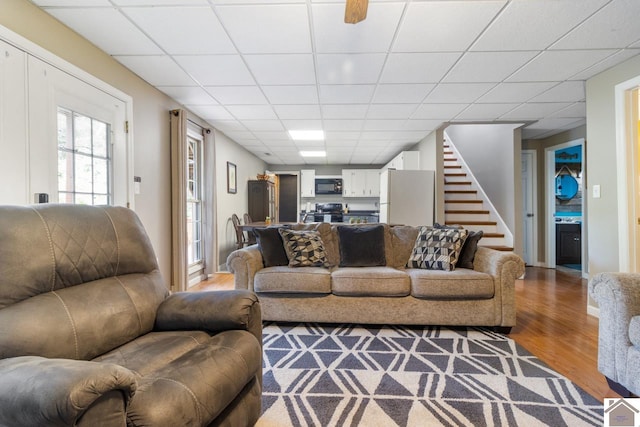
587, 305, 599, 318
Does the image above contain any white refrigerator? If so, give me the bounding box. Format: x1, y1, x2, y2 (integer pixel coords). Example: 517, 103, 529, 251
379, 169, 435, 227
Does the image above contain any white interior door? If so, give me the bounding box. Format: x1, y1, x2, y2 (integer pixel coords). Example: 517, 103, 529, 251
27, 56, 129, 207
522, 150, 536, 266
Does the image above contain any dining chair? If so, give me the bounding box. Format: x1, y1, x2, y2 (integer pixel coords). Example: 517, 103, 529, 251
243, 213, 257, 245
231, 213, 248, 250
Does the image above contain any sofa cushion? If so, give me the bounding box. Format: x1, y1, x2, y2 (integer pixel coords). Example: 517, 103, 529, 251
279, 229, 330, 267
254, 227, 288, 267
407, 268, 494, 299
337, 225, 386, 267
254, 266, 331, 294
630, 316, 640, 347
331, 267, 410, 296
389, 226, 420, 268
407, 227, 468, 271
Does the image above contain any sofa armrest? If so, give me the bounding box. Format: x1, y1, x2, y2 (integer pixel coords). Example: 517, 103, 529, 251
0, 356, 136, 427
155, 290, 262, 346
589, 272, 640, 382
473, 247, 525, 326
226, 246, 265, 292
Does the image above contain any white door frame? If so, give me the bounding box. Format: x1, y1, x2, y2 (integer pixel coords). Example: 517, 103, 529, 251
522, 149, 538, 266
615, 75, 640, 272
544, 138, 585, 274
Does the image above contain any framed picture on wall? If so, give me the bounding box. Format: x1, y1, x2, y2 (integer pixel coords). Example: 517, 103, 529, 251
227, 162, 237, 194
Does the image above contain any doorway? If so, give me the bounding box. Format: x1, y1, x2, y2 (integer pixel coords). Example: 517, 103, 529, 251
278, 174, 298, 222
545, 138, 585, 276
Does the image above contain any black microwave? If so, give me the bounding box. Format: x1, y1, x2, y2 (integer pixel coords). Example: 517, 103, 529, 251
315, 178, 343, 195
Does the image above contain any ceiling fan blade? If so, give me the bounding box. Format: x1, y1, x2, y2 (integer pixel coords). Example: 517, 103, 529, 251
344, 0, 368, 24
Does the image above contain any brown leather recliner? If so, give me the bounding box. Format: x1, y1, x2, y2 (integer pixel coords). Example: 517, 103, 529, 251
0, 204, 262, 426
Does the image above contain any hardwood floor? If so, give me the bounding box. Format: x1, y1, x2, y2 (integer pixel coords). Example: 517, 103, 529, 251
189, 266, 618, 402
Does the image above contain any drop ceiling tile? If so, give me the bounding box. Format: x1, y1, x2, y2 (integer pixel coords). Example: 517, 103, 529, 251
214, 126, 252, 136
380, 53, 461, 84
507, 50, 617, 82
274, 105, 322, 120
281, 119, 323, 130
312, 3, 404, 53
174, 55, 255, 85
244, 54, 315, 85
325, 139, 358, 147
360, 130, 425, 140
549, 102, 586, 118
215, 5, 311, 53
262, 86, 319, 104
252, 131, 290, 140
114, 55, 195, 86
424, 84, 496, 103
226, 105, 277, 120
403, 120, 442, 131
372, 84, 435, 104
477, 82, 557, 103
205, 86, 268, 105
242, 120, 285, 131
367, 104, 418, 119
188, 105, 234, 120
500, 102, 573, 120
325, 131, 362, 140
454, 103, 518, 121
525, 117, 586, 132
323, 120, 364, 131
316, 54, 386, 84
45, 8, 161, 55
322, 105, 369, 120
36, 0, 109, 4
412, 103, 468, 119
319, 85, 376, 104
551, 0, 640, 50
123, 7, 235, 54
159, 86, 217, 105
363, 120, 408, 131
393, 1, 506, 52
113, 0, 208, 4
471, 0, 610, 51
569, 49, 640, 80
529, 81, 585, 103
443, 51, 538, 83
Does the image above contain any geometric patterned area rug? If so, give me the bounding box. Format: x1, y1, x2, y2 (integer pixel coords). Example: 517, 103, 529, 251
257, 323, 604, 427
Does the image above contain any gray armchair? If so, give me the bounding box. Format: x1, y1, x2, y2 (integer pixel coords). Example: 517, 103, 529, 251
589, 272, 640, 397
0, 204, 262, 426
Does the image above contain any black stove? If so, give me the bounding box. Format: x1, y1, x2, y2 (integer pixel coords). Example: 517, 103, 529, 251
314, 203, 343, 223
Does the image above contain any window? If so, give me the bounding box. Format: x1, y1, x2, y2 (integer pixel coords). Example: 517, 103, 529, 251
187, 133, 203, 267
57, 107, 112, 205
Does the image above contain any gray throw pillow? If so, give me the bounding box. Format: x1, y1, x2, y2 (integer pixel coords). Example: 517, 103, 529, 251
337, 225, 386, 267
254, 227, 289, 267
457, 230, 483, 269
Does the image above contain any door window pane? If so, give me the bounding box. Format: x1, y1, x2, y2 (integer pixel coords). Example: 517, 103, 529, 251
57, 107, 112, 205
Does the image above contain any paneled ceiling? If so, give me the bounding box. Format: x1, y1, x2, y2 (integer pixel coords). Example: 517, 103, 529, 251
32, 0, 640, 165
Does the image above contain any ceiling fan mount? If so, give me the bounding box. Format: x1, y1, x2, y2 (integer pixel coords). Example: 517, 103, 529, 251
344, 0, 368, 24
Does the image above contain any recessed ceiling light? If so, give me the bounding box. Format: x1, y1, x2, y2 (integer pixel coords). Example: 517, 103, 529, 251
300, 150, 326, 157
288, 130, 325, 141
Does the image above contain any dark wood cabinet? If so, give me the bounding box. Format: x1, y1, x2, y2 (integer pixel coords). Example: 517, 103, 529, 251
556, 223, 581, 265
248, 180, 275, 222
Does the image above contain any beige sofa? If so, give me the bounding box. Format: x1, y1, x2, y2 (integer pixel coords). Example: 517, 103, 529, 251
227, 223, 525, 333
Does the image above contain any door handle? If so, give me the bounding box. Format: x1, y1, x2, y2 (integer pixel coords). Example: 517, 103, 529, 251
526, 213, 534, 217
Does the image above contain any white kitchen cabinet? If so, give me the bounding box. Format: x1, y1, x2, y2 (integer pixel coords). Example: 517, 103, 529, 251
342, 169, 380, 198
300, 169, 315, 197
383, 151, 420, 171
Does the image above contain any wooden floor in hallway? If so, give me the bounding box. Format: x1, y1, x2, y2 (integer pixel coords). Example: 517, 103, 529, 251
190, 266, 619, 403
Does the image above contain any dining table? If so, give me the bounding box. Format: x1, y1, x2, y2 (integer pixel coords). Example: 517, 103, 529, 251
238, 221, 298, 232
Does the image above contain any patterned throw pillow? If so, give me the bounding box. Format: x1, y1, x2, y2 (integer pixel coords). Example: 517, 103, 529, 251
407, 226, 468, 271
278, 228, 330, 267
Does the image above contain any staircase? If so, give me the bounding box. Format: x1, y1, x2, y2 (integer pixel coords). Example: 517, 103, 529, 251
443, 143, 513, 252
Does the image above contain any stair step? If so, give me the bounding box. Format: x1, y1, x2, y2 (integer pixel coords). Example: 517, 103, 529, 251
445, 190, 477, 200
446, 199, 482, 203
444, 158, 458, 162
444, 165, 462, 169
445, 210, 490, 214
482, 232, 505, 238
447, 220, 496, 226
480, 245, 514, 252
444, 173, 467, 177
445, 201, 484, 210
445, 181, 472, 186
445, 190, 477, 194
444, 151, 454, 155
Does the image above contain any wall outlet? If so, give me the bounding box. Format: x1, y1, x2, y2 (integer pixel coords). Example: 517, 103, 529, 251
593, 184, 601, 199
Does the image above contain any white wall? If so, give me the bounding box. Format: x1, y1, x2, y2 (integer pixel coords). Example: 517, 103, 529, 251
215, 130, 266, 269
586, 54, 640, 277
414, 130, 445, 223
445, 124, 522, 234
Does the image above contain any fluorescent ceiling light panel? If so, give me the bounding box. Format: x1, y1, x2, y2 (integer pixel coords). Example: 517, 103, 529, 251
288, 130, 325, 140
300, 150, 326, 157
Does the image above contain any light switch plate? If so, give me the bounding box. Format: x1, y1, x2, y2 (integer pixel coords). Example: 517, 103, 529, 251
593, 184, 601, 199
